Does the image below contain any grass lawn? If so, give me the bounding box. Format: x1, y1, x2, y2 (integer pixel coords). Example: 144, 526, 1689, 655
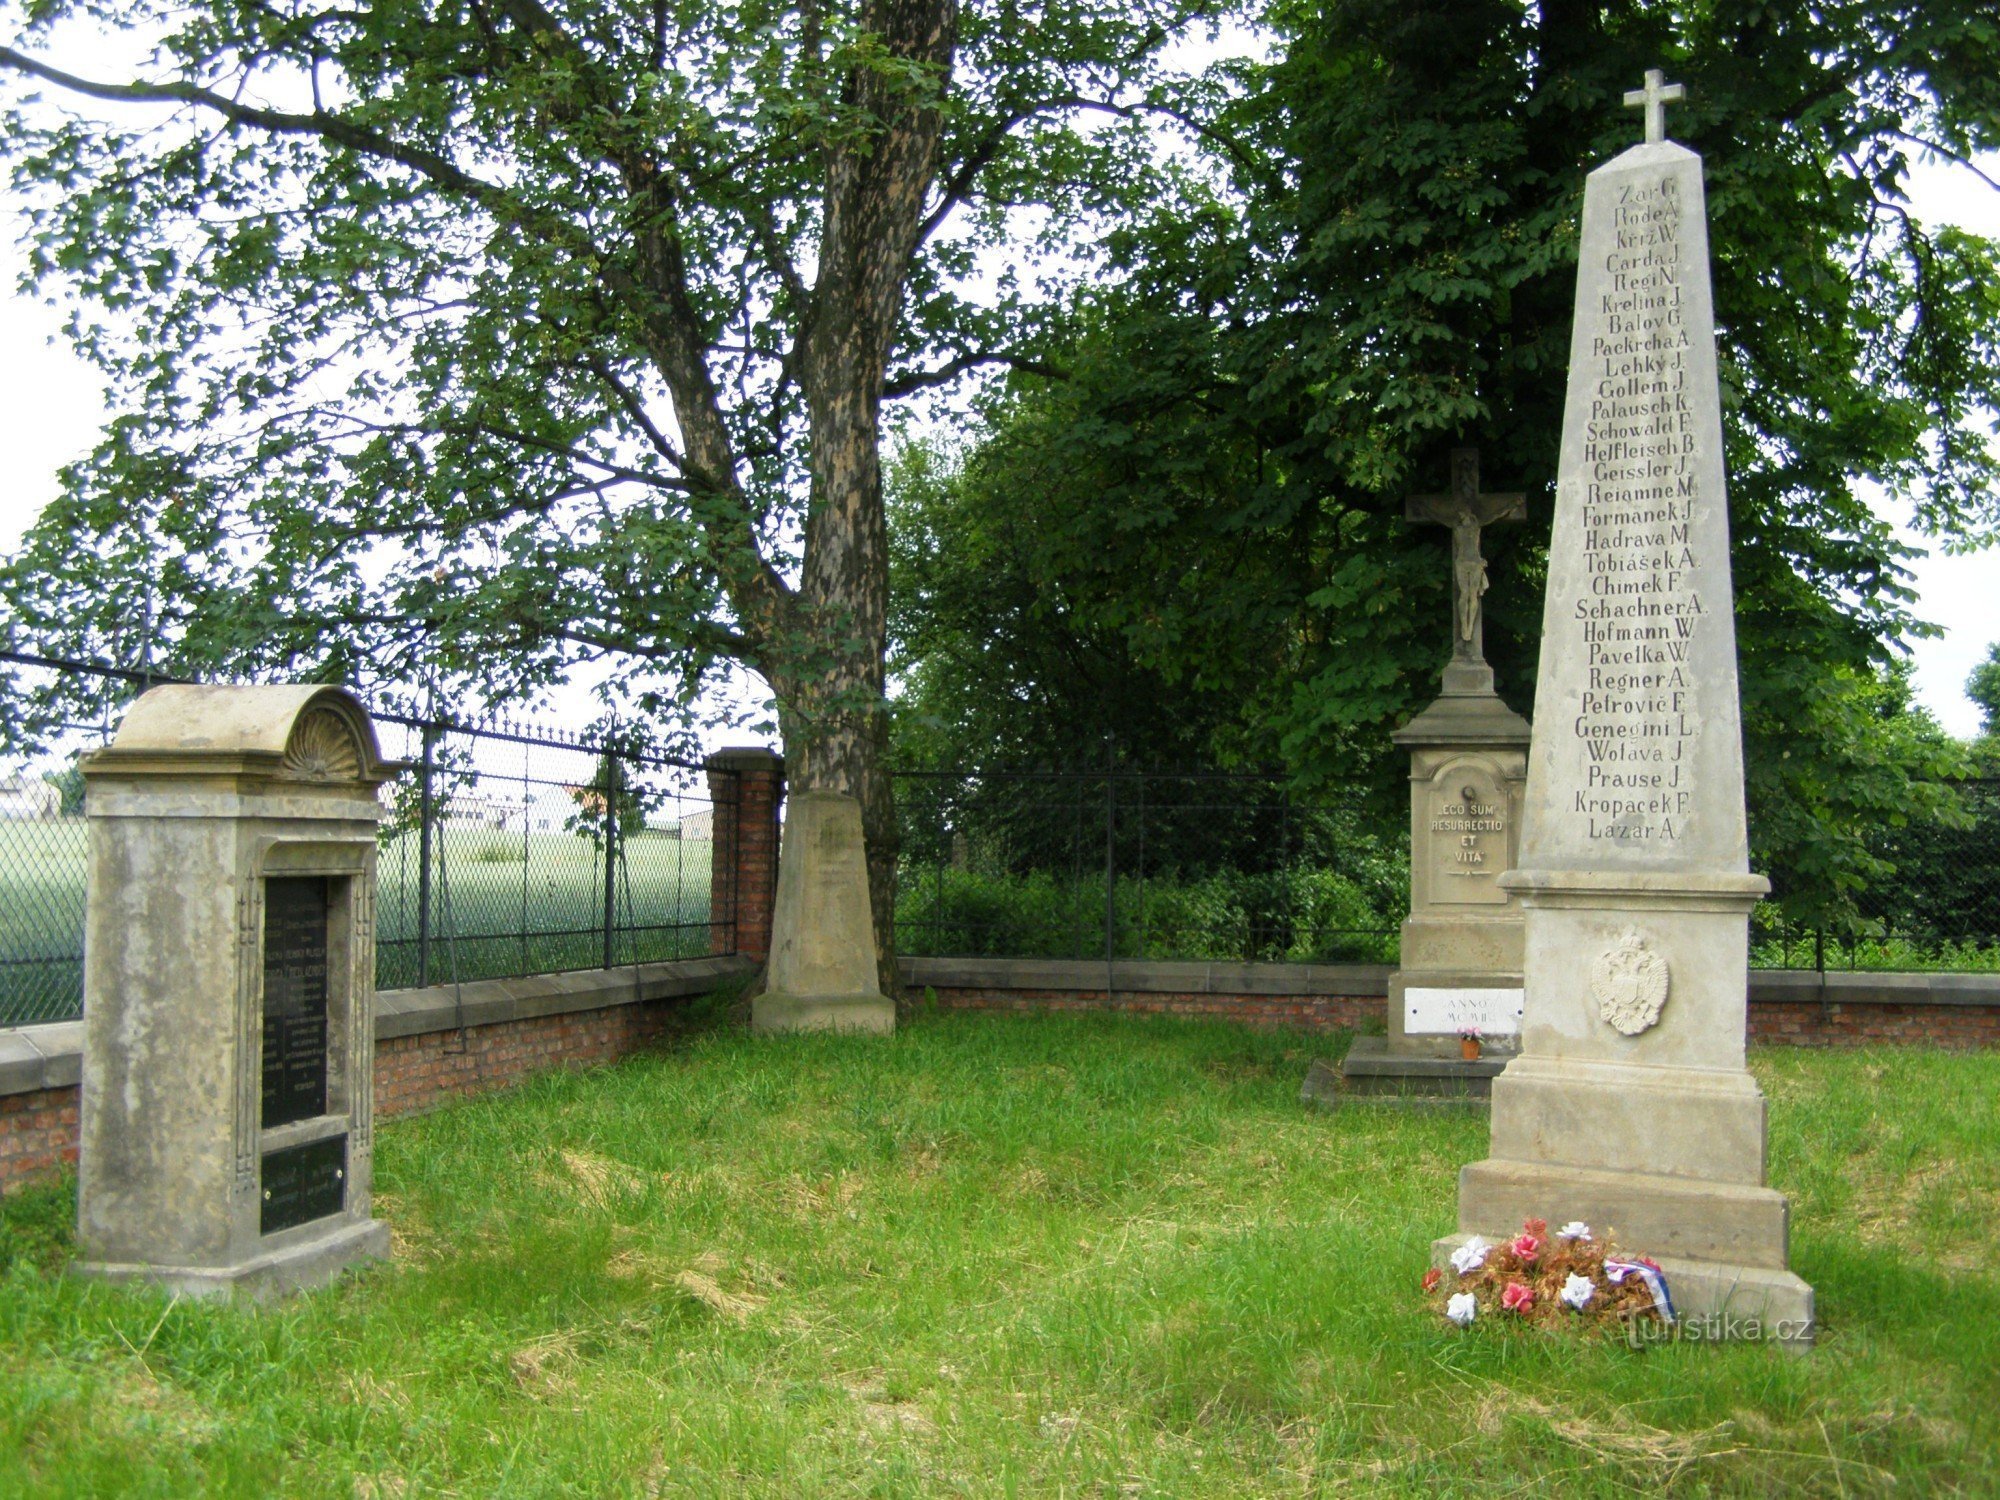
1, 1013, 1997, 1496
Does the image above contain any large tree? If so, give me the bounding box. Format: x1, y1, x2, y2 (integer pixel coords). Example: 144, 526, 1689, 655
892, 0, 2000, 927
0, 0, 1216, 982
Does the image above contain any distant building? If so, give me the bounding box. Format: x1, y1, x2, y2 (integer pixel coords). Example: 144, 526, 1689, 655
0, 776, 60, 821
523, 784, 586, 833
441, 792, 522, 829
677, 808, 715, 842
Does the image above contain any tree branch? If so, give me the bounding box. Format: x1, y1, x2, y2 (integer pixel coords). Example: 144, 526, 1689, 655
0, 46, 514, 207
918, 92, 1267, 245
0, 40, 797, 647
1886, 129, 2000, 196
883, 351, 1067, 398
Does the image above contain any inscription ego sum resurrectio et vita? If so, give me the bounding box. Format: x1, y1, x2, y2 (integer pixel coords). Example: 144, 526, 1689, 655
1566, 172, 1705, 845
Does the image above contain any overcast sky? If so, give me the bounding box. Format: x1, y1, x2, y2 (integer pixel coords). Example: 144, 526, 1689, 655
1, 97, 1995, 739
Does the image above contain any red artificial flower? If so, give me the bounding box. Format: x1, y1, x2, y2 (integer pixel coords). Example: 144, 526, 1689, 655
1421, 1268, 1443, 1293
1510, 1233, 1543, 1263
1523, 1217, 1549, 1237
1501, 1282, 1535, 1314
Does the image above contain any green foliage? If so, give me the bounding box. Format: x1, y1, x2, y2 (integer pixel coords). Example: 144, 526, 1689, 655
0, 1173, 70, 1278
40, 763, 82, 818
0, 0, 1214, 747
1969, 641, 2000, 737
894, 862, 1404, 962
1, 1023, 1999, 1491
892, 0, 2000, 930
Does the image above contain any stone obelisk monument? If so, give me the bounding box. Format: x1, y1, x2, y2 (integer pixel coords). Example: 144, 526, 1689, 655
1437, 73, 1813, 1339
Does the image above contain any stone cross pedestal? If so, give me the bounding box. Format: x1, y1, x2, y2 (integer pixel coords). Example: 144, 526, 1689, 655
76, 686, 398, 1298
1435, 79, 1813, 1343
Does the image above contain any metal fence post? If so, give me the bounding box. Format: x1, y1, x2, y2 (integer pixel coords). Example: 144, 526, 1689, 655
1103, 764, 1117, 993
416, 723, 437, 989
602, 744, 621, 970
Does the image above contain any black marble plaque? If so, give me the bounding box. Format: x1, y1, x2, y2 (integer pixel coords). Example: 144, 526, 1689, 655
260, 1134, 347, 1235
261, 876, 330, 1128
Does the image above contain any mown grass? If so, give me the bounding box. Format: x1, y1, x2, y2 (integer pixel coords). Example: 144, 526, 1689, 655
1, 1014, 1998, 1496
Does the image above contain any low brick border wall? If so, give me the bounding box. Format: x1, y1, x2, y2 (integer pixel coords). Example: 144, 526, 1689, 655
0, 955, 753, 1194
901, 957, 1389, 1032
900, 957, 2000, 1050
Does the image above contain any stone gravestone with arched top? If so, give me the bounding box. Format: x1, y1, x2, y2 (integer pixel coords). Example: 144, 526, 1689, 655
76, 685, 399, 1298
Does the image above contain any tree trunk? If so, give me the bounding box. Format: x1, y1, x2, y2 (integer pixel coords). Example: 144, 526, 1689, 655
772, 0, 956, 1001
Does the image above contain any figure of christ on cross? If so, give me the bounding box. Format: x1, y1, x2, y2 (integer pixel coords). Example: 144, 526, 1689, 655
1404, 448, 1526, 676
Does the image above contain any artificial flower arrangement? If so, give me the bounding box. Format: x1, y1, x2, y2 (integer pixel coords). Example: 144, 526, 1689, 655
1422, 1218, 1675, 1333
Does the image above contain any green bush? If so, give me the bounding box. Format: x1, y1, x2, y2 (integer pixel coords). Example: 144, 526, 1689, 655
894, 862, 1401, 963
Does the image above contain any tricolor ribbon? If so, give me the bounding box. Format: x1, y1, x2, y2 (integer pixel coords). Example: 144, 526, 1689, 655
1604, 1258, 1676, 1322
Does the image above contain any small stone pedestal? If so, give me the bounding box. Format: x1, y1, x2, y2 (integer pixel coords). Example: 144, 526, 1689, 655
76, 686, 398, 1298
752, 791, 893, 1035
1331, 683, 1530, 1104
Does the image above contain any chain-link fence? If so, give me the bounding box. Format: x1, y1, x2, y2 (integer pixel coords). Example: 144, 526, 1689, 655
0, 652, 738, 1026
893, 769, 1408, 964
371, 715, 735, 993
1751, 777, 2000, 972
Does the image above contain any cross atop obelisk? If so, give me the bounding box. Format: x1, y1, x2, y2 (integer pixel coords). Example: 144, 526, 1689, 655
1405, 447, 1525, 694
1623, 68, 1684, 144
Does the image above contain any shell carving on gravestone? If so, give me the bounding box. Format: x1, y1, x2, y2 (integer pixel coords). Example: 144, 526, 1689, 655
283, 705, 363, 782
1590, 927, 1670, 1036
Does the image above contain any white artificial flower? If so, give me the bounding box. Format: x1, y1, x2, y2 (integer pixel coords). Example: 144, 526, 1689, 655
1446, 1292, 1477, 1327
1449, 1237, 1491, 1276
1560, 1273, 1595, 1310
1556, 1221, 1592, 1241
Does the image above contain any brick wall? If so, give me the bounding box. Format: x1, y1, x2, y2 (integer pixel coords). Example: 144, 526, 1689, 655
901, 958, 2000, 1052
706, 747, 784, 962
924, 986, 1380, 1032
373, 997, 683, 1117
0, 957, 752, 1195
0, 1086, 79, 1188
1749, 1000, 2000, 1049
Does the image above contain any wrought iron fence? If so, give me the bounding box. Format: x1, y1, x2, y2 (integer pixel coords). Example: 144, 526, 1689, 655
891, 768, 1408, 964
892, 766, 2000, 975
0, 651, 738, 1026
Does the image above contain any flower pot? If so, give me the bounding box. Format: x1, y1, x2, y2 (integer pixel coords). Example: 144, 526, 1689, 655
1460, 1037, 1482, 1061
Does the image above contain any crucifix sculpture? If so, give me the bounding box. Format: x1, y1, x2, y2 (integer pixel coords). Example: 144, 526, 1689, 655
1623, 68, 1684, 145
1405, 447, 1525, 693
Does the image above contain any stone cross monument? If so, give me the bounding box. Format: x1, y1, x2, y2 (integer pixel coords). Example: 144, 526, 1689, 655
1403, 448, 1527, 697
1436, 75, 1813, 1340
1325, 449, 1532, 1102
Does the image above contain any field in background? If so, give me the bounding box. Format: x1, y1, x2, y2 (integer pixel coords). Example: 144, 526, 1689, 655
375, 827, 716, 990
0, 1012, 1994, 1495
0, 822, 716, 1026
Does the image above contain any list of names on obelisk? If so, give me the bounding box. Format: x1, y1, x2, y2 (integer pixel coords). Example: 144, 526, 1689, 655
1564, 167, 1705, 847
